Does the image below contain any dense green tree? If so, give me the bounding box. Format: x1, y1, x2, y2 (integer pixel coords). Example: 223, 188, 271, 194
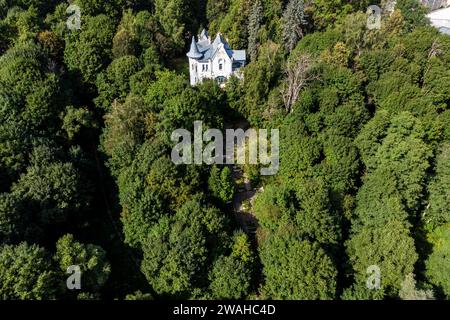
64, 14, 115, 84
396, 0, 429, 31
425, 143, 450, 228
208, 166, 235, 203
209, 254, 251, 299
72, 0, 124, 19
254, 178, 340, 244
95, 55, 141, 110
55, 234, 111, 293
61, 106, 94, 141
294, 178, 341, 244
117, 142, 168, 248
112, 9, 138, 58
399, 273, 434, 300
1, 0, 448, 302
153, 0, 189, 51
247, 0, 263, 61
10, 143, 88, 231
141, 199, 228, 297
254, 183, 295, 231
206, 0, 230, 23
0, 193, 24, 244
241, 41, 282, 124
0, 242, 60, 299
214, 0, 252, 48
310, 0, 354, 30
347, 220, 417, 295
282, 0, 306, 51
0, 41, 60, 136
354, 110, 391, 169
259, 229, 337, 299
426, 224, 450, 297
354, 112, 432, 226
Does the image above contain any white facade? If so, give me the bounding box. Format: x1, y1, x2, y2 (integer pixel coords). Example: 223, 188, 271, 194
427, 6, 450, 34
187, 30, 246, 86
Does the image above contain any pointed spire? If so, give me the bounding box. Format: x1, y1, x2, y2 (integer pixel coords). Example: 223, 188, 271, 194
186, 37, 203, 59
199, 29, 209, 41
213, 33, 230, 50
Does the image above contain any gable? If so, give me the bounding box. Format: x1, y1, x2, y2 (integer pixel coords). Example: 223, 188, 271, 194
213, 46, 232, 63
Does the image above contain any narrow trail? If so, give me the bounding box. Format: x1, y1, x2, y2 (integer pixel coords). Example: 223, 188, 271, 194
91, 140, 142, 272
224, 119, 262, 237
231, 164, 260, 237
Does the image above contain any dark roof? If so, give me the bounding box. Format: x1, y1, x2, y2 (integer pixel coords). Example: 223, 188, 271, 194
186, 37, 202, 59
187, 32, 246, 62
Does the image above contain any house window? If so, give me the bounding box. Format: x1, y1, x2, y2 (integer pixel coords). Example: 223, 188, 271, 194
202, 64, 208, 72
219, 59, 224, 71
216, 76, 226, 84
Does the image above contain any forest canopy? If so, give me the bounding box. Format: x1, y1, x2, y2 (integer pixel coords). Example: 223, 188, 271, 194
0, 0, 448, 301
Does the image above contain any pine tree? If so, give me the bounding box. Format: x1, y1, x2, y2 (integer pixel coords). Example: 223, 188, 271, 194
247, 0, 263, 61
282, 0, 306, 52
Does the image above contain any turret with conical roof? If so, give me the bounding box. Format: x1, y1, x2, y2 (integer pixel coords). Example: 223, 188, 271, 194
186, 37, 203, 59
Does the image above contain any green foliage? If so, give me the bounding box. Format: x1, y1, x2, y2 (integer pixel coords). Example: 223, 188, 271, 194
0, 142, 90, 244
282, 0, 306, 51
61, 106, 94, 141
247, 0, 263, 61
72, 0, 124, 18
347, 220, 418, 294
154, 0, 189, 51
125, 290, 153, 300
55, 234, 111, 293
0, 41, 60, 134
214, 0, 252, 48
254, 178, 340, 244
95, 55, 141, 110
101, 95, 149, 176
208, 166, 235, 202
64, 14, 115, 83
118, 142, 169, 248
396, 0, 429, 31
0, 242, 60, 299
399, 273, 434, 300
141, 199, 228, 297
259, 229, 337, 299
241, 41, 282, 124
341, 283, 385, 300
206, 0, 230, 23
426, 224, 450, 297
209, 254, 252, 299
355, 112, 432, 226
309, 0, 355, 30
426, 143, 450, 228
10, 143, 88, 228
0, 193, 24, 243
0, 0, 449, 302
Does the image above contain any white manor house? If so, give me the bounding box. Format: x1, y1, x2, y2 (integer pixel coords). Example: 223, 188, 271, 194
187, 30, 246, 86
